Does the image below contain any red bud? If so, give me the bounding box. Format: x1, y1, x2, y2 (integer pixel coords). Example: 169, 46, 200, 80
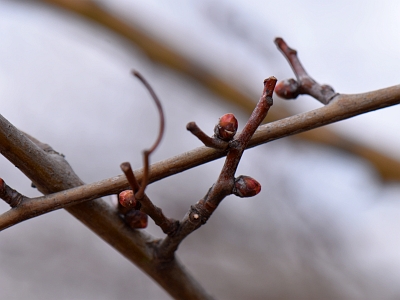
119, 190, 137, 208
214, 113, 238, 141
125, 210, 148, 229
233, 175, 261, 198
275, 79, 300, 99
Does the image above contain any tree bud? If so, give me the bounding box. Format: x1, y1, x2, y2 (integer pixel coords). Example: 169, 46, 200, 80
125, 210, 148, 229
233, 175, 261, 198
275, 79, 300, 99
119, 190, 137, 208
214, 113, 238, 141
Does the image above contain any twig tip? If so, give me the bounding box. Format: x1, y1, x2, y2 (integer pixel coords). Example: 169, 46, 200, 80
120, 162, 131, 172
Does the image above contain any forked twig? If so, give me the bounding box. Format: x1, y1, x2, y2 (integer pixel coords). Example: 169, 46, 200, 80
274, 37, 338, 104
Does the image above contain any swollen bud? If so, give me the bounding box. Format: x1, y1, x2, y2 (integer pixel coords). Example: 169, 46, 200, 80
125, 210, 148, 229
214, 113, 238, 141
275, 79, 300, 99
119, 190, 137, 208
233, 175, 261, 198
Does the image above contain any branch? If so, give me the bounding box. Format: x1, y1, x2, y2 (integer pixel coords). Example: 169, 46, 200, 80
155, 77, 276, 261
186, 121, 228, 150
2, 84, 400, 230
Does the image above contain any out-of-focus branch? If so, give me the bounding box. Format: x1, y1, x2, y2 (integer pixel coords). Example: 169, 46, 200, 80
38, 0, 400, 181
2, 83, 400, 230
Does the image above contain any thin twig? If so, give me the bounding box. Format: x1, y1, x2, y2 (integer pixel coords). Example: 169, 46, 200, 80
132, 70, 165, 199
120, 162, 179, 234
274, 37, 338, 104
186, 122, 228, 150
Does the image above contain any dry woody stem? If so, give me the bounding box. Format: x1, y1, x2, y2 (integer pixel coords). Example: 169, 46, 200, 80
2, 83, 400, 231
131, 70, 165, 199
274, 37, 337, 104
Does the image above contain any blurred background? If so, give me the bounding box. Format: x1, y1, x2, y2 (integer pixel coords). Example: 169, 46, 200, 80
1, 0, 400, 299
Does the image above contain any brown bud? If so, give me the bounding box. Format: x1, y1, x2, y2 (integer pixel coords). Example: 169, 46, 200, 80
119, 190, 137, 208
125, 210, 148, 229
275, 79, 300, 99
233, 175, 261, 198
214, 113, 238, 141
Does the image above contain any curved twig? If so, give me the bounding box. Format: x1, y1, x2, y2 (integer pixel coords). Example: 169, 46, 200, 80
131, 70, 165, 199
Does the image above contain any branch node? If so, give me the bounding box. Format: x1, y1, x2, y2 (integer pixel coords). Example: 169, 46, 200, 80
0, 178, 27, 208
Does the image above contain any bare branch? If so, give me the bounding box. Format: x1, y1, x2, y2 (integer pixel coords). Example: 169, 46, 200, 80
274, 37, 338, 104
2, 84, 400, 230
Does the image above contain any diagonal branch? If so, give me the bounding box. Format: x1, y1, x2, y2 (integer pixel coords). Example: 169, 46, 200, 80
0, 114, 212, 300
155, 77, 275, 261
